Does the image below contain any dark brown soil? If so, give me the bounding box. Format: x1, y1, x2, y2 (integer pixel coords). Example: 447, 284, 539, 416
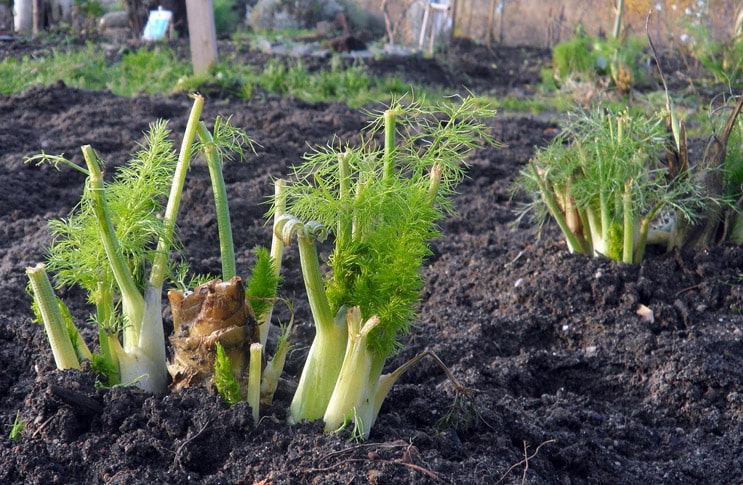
1, 39, 742, 484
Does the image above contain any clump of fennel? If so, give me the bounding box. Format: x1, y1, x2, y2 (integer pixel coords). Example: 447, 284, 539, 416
273, 95, 496, 439
26, 96, 207, 392
515, 105, 715, 264
25, 96, 285, 406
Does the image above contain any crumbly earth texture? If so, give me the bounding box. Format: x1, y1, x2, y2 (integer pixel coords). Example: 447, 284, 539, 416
1, 39, 742, 484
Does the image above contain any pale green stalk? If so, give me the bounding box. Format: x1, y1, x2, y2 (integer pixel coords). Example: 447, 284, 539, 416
530, 162, 590, 254
337, 153, 352, 249
383, 109, 397, 182
322, 308, 382, 436
81, 145, 145, 348
596, 145, 612, 255
622, 181, 634, 264
26, 264, 80, 370
286, 225, 348, 422
613, 0, 624, 39
94, 282, 119, 379
259, 179, 286, 347
197, 121, 236, 280
149, 94, 203, 289
248, 343, 263, 425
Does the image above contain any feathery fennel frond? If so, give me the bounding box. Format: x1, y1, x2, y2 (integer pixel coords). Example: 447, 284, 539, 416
246, 246, 282, 323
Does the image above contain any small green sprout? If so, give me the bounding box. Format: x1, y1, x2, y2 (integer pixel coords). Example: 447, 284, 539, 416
9, 411, 24, 441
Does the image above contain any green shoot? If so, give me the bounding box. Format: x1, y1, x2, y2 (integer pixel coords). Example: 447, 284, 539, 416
273, 94, 496, 438
260, 311, 294, 406
25, 264, 80, 370
9, 411, 24, 441
246, 247, 282, 328
214, 342, 242, 405
248, 343, 263, 425
195, 117, 255, 280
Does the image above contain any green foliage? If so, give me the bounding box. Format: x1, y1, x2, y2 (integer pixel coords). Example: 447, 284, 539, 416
214, 342, 242, 405
551, 35, 595, 81
0, 43, 411, 106
550, 32, 648, 92
282, 94, 495, 355
246, 247, 282, 322
26, 117, 187, 389
111, 48, 192, 96
214, 0, 239, 36
280, 94, 497, 436
0, 44, 191, 96
245, 56, 409, 107
44, 121, 177, 307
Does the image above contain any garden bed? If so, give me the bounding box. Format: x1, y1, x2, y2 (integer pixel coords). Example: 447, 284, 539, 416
1, 39, 742, 483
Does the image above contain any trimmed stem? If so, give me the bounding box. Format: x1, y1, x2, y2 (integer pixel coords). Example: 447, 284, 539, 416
248, 343, 263, 425
198, 121, 236, 280
383, 109, 397, 183
26, 263, 81, 370
260, 179, 286, 347
149, 94, 203, 289
427, 164, 442, 206
622, 181, 634, 264
82, 145, 144, 350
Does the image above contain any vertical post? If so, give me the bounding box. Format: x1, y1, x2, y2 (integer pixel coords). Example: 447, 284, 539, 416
185, 0, 218, 75
612, 0, 624, 39
418, 3, 430, 51
486, 0, 495, 48
32, 0, 42, 36
449, 0, 458, 42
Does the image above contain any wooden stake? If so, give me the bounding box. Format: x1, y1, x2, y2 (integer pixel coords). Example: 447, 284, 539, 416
185, 0, 218, 75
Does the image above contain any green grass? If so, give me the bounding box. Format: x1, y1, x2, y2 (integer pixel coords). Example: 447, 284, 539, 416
0, 44, 191, 96
0, 43, 414, 107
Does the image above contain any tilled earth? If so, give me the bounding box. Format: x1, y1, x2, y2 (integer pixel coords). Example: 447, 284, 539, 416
1, 39, 742, 484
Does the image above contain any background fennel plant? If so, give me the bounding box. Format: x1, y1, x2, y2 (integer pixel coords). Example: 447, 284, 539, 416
274, 95, 496, 438
516, 105, 710, 264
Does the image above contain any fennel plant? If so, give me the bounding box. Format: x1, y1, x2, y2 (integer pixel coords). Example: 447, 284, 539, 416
516, 106, 711, 264
26, 96, 205, 392
273, 95, 496, 438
